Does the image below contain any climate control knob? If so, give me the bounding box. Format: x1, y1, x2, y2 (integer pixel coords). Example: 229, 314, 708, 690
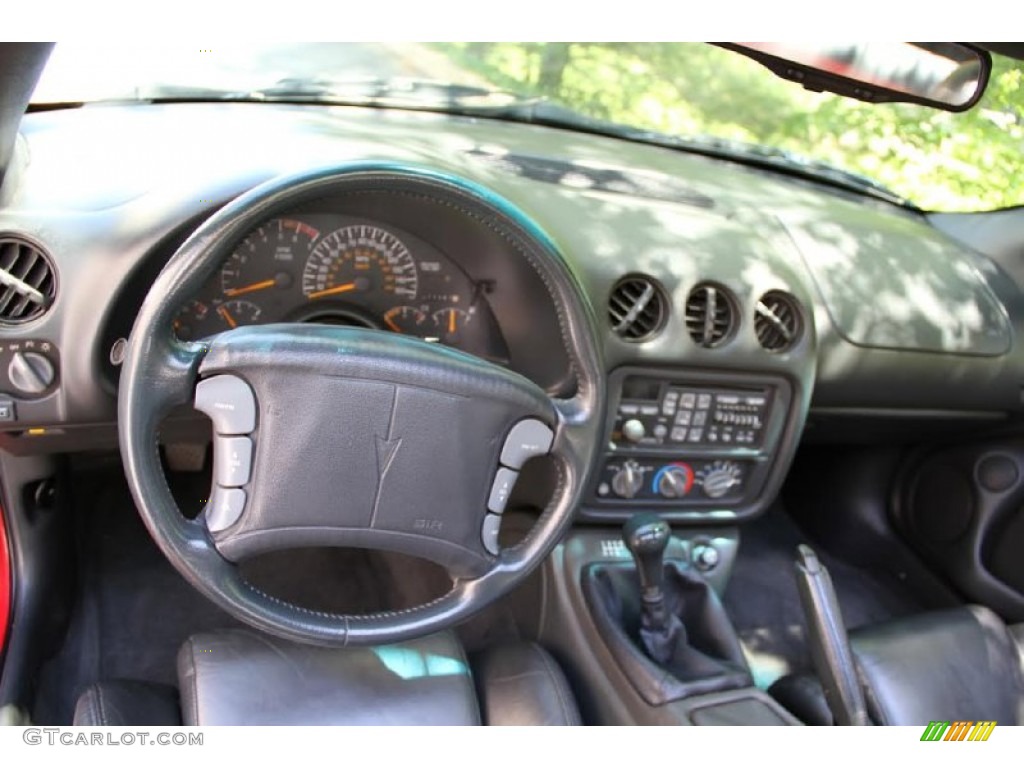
699, 461, 742, 499
611, 460, 644, 499
654, 463, 694, 499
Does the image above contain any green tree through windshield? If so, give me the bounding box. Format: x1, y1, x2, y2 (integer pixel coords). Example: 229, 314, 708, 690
438, 43, 1024, 212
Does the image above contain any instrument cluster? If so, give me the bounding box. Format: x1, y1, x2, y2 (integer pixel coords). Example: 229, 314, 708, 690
173, 214, 509, 363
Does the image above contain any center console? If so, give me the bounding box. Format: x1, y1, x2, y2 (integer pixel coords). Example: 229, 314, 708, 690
583, 366, 800, 523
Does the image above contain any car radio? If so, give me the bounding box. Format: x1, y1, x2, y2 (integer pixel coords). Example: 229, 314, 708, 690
611, 377, 773, 450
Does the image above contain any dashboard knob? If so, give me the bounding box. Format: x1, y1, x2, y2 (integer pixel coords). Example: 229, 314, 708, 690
8, 351, 55, 395
621, 418, 645, 443
700, 461, 742, 499
656, 464, 693, 499
692, 543, 720, 571
611, 460, 644, 499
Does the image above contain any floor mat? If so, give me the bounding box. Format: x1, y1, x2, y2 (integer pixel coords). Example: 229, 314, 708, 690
31, 465, 462, 725
722, 504, 930, 689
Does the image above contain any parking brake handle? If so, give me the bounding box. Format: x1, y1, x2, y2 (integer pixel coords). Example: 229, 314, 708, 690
794, 544, 869, 726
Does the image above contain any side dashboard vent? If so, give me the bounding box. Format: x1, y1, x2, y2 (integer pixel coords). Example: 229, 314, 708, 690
0, 237, 56, 324
685, 283, 736, 348
608, 275, 668, 341
755, 291, 802, 352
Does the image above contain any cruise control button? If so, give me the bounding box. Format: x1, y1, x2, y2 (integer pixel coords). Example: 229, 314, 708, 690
500, 419, 554, 469
195, 375, 256, 435
488, 468, 518, 514
481, 513, 502, 556
215, 436, 253, 487
206, 487, 246, 533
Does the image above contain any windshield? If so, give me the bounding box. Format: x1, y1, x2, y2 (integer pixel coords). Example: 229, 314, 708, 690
31, 42, 1024, 212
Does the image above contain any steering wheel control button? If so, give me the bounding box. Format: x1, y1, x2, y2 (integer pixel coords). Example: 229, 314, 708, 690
206, 487, 247, 533
194, 375, 256, 435
481, 513, 502, 555
487, 468, 518, 514
214, 436, 253, 487
500, 419, 554, 469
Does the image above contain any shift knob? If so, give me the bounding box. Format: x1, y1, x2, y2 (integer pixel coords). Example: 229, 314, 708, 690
622, 513, 671, 630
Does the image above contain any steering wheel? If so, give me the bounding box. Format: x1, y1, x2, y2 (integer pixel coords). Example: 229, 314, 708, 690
118, 163, 604, 646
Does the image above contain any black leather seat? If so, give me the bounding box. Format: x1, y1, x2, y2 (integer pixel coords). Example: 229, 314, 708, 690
771, 605, 1024, 726
73, 630, 581, 726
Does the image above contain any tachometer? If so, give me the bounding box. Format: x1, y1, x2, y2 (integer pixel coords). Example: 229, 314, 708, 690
220, 218, 317, 298
302, 225, 418, 303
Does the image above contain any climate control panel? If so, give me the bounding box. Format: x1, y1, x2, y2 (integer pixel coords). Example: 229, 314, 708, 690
595, 458, 747, 504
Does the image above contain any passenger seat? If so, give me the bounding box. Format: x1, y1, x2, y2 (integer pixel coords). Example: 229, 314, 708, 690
771, 605, 1024, 726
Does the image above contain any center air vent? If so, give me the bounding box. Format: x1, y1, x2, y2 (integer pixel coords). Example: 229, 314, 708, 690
0, 237, 56, 324
685, 283, 736, 348
608, 275, 667, 341
755, 291, 802, 352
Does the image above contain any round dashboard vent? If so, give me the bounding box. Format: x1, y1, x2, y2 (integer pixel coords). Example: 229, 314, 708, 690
0, 236, 56, 324
608, 275, 667, 342
685, 282, 736, 348
755, 290, 802, 352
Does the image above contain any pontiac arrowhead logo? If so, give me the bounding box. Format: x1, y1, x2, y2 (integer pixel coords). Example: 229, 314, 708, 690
375, 434, 402, 479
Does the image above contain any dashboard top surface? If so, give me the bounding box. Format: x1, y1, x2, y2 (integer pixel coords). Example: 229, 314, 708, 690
0, 101, 1020, 445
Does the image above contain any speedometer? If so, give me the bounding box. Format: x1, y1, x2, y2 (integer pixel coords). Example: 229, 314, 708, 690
302, 225, 418, 303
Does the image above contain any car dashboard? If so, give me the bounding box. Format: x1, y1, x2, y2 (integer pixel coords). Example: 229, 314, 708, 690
0, 101, 1022, 526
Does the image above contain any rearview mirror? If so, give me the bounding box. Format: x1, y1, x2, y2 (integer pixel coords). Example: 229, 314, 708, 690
718, 42, 991, 111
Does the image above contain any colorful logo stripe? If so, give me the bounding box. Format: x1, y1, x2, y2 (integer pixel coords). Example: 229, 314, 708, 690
920, 721, 996, 741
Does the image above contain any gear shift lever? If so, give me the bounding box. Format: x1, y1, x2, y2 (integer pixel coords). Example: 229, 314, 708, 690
622, 513, 671, 632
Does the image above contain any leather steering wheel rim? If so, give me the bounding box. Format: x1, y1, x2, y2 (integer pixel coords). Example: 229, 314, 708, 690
118, 163, 605, 647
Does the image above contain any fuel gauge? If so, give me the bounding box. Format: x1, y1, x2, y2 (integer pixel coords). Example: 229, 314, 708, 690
213, 299, 262, 330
